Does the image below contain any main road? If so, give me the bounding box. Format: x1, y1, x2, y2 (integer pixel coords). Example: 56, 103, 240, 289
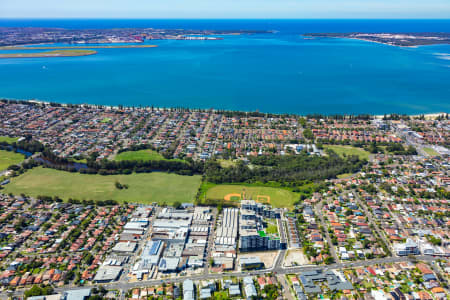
50, 255, 437, 295
0, 251, 441, 300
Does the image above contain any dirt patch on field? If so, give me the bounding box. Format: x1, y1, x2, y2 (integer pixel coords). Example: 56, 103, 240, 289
224, 193, 241, 201
284, 249, 310, 267
257, 195, 270, 204
224, 193, 271, 204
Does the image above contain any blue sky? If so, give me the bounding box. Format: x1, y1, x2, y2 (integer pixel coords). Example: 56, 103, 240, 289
1, 0, 450, 18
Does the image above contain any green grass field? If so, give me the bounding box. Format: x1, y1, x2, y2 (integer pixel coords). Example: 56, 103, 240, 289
266, 223, 279, 235
70, 158, 87, 164
324, 145, 370, 160
114, 149, 183, 162
100, 117, 112, 123
3, 167, 201, 205
423, 147, 439, 156
205, 184, 299, 209
213, 291, 229, 299
337, 173, 353, 179
218, 159, 238, 168
0, 136, 19, 144
0, 150, 25, 171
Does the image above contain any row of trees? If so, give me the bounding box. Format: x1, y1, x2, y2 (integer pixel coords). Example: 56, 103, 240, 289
84, 158, 205, 175
306, 113, 373, 120
36, 195, 119, 206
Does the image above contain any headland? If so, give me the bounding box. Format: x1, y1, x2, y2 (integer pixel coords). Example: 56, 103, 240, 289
304, 32, 450, 47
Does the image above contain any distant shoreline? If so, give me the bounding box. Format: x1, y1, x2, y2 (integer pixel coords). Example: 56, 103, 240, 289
313, 36, 419, 48
303, 32, 450, 47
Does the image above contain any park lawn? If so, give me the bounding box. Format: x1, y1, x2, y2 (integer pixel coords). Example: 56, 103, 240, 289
324, 145, 370, 160
0, 136, 19, 144
423, 147, 439, 156
101, 117, 112, 123
218, 159, 237, 168
213, 291, 229, 299
266, 223, 278, 235
3, 166, 201, 205
114, 149, 184, 162
337, 173, 353, 179
0, 150, 25, 171
71, 158, 87, 164
114, 149, 165, 161
205, 184, 298, 209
